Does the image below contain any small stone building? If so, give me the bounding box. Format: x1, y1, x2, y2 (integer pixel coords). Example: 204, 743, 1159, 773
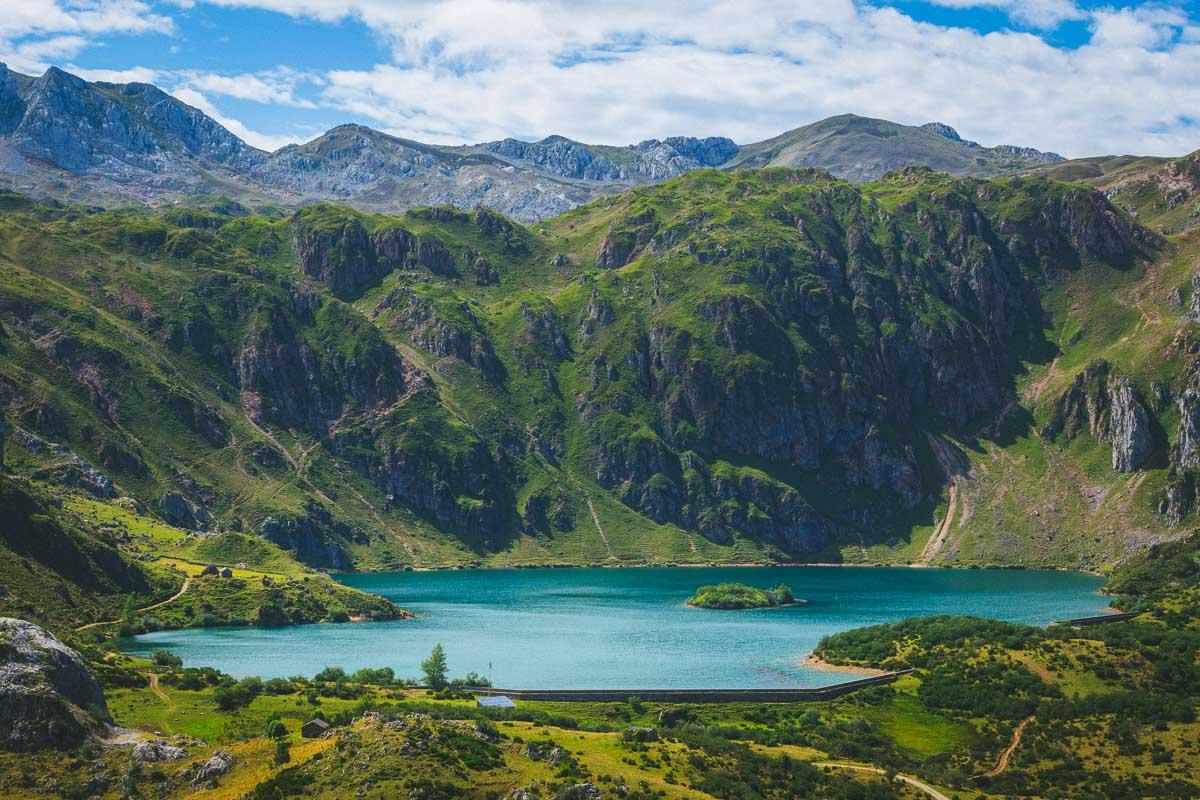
217, 567, 233, 578
301, 718, 331, 738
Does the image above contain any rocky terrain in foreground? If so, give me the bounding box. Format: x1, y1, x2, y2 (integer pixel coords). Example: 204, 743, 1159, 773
0, 617, 109, 751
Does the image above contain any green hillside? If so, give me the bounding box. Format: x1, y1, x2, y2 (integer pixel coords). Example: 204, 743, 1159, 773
0, 164, 1198, 579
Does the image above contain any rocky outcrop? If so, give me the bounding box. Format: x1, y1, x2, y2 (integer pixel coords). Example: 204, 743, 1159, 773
0, 617, 110, 751
1185, 272, 1200, 322
595, 209, 659, 269
191, 750, 234, 788
291, 212, 459, 299
131, 738, 188, 762
473, 256, 500, 286
1109, 376, 1154, 472
578, 288, 615, 340
374, 288, 504, 381
482, 135, 737, 182
1042, 362, 1155, 472
236, 295, 421, 436
517, 299, 570, 368
259, 501, 353, 569
159, 491, 206, 530
292, 215, 388, 300
1162, 380, 1200, 522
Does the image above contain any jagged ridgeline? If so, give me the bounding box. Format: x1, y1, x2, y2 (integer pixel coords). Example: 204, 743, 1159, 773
0, 167, 1163, 568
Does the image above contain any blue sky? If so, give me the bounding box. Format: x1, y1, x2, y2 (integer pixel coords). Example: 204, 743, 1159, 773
2, 1, 1198, 157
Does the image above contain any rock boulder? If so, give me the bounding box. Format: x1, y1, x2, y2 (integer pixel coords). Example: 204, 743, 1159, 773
0, 617, 110, 751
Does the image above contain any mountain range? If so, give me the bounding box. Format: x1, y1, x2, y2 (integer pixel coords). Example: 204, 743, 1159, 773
2, 61, 1200, 580
0, 63, 1065, 221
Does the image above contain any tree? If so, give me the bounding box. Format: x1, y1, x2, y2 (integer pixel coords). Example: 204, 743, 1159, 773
273, 739, 290, 765
421, 643, 449, 689
151, 650, 182, 668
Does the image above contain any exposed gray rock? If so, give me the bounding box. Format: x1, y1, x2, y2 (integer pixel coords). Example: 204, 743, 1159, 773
259, 503, 352, 569
131, 738, 187, 762
0, 65, 1074, 221
1186, 272, 1200, 322
482, 134, 736, 182
1108, 376, 1154, 472
159, 491, 199, 529
0, 617, 110, 751
191, 749, 234, 788
525, 742, 567, 763
579, 288, 615, 339
1042, 361, 1154, 472
1175, 387, 1200, 470
373, 287, 503, 381
624, 725, 659, 742
557, 783, 601, 800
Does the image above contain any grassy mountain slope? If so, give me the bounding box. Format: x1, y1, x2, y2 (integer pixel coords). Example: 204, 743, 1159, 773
1019, 149, 1200, 235
5, 161, 1197, 573
726, 115, 1062, 181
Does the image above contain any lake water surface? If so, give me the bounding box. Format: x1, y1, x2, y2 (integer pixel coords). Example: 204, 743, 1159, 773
123, 566, 1107, 688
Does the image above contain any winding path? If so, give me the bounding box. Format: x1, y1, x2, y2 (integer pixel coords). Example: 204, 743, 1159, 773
980, 715, 1035, 778
147, 673, 176, 710
817, 762, 950, 800
74, 576, 192, 632
584, 496, 614, 559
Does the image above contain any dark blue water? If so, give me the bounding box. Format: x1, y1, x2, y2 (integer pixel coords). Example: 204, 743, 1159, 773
122, 566, 1107, 688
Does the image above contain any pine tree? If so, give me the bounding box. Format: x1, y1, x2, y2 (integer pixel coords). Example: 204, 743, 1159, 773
421, 643, 449, 689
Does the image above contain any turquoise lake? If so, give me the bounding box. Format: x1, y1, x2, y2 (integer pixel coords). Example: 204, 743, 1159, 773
122, 566, 1108, 688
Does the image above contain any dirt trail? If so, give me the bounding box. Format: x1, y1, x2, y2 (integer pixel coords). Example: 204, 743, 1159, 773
920, 482, 958, 564
920, 434, 970, 564
980, 716, 1035, 778
148, 673, 176, 712
584, 496, 615, 559
817, 762, 950, 800
75, 576, 191, 632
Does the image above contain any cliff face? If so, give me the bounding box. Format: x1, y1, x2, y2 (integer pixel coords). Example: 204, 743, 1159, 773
0, 166, 1162, 567
1042, 361, 1156, 473
565, 169, 1152, 548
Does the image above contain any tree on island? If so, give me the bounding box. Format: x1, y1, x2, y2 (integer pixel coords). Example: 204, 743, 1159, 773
422, 643, 449, 689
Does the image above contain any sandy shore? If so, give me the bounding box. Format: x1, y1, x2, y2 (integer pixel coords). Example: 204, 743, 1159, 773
801, 654, 889, 677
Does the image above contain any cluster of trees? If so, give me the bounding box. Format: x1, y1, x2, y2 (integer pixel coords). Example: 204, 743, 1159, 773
687, 583, 796, 610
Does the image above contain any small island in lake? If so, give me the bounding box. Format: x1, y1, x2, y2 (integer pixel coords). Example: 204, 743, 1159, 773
687, 582, 801, 610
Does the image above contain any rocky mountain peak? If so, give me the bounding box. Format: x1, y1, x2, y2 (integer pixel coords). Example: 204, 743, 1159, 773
921, 121, 965, 142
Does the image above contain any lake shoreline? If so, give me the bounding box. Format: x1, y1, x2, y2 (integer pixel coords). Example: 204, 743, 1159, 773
130, 566, 1111, 684
373, 561, 1105, 578
801, 654, 890, 677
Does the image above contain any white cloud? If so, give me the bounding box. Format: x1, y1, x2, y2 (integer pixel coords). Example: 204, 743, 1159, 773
0, 1, 173, 73
921, 0, 1085, 29
270, 0, 1199, 158
4, 1, 1200, 159
67, 64, 162, 83
170, 86, 306, 151
180, 67, 321, 108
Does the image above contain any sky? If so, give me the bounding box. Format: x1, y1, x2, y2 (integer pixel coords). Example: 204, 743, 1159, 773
1, 1, 1198, 158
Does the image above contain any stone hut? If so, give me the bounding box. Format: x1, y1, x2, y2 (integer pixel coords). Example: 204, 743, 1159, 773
301, 719, 331, 738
